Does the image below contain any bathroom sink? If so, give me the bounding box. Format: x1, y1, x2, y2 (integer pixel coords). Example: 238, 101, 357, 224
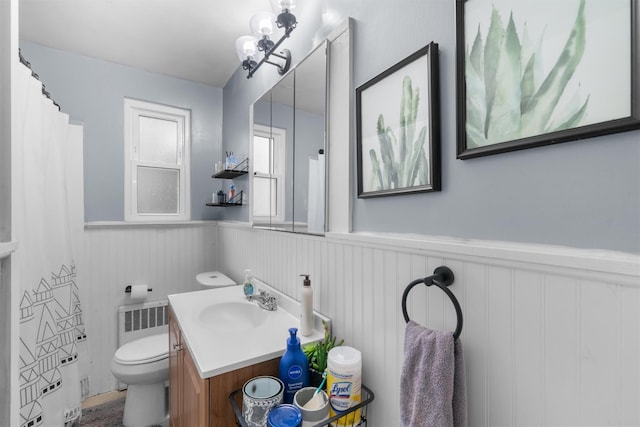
198, 302, 268, 331
169, 281, 329, 378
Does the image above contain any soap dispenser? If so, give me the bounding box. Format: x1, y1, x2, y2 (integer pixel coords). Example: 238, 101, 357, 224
299, 274, 313, 337
242, 269, 254, 296
279, 327, 309, 404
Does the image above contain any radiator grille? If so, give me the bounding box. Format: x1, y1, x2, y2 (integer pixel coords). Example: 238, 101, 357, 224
118, 300, 168, 347
123, 304, 169, 333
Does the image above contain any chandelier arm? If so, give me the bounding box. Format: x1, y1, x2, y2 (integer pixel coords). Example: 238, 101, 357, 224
246, 30, 292, 78
244, 8, 296, 78
268, 51, 287, 60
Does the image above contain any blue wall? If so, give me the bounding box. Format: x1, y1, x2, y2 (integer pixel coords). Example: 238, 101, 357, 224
20, 41, 224, 222
20, 0, 640, 253
222, 0, 640, 253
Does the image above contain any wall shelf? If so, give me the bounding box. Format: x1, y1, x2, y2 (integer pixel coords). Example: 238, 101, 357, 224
206, 191, 243, 207
212, 158, 248, 179
212, 169, 248, 179
205, 202, 242, 207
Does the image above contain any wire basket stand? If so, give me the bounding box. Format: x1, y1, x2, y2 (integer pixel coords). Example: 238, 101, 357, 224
229, 384, 374, 427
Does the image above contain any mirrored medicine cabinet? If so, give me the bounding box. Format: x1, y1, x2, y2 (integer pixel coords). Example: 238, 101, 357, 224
250, 41, 328, 235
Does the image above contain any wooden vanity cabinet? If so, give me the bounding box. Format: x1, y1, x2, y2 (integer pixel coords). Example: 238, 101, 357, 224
169, 306, 279, 427
168, 307, 181, 427
169, 306, 209, 427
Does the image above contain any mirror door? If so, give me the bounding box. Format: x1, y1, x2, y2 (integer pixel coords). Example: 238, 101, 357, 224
251, 41, 327, 234
293, 44, 326, 234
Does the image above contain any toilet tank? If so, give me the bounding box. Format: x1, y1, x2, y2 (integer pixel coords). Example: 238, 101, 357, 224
196, 271, 236, 289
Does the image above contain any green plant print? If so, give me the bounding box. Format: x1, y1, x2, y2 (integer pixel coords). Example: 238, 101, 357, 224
465, 0, 589, 147
369, 76, 429, 191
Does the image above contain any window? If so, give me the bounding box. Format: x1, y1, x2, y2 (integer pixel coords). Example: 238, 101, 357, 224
252, 124, 285, 224
124, 98, 190, 221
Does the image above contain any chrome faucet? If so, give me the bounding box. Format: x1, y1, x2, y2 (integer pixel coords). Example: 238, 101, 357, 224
247, 289, 277, 311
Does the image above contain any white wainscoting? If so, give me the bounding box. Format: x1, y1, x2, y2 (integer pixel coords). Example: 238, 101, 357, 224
81, 220, 639, 426
217, 222, 640, 427
83, 222, 218, 395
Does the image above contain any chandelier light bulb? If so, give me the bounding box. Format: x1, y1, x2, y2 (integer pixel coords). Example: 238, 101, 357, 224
235, 35, 257, 62
270, 0, 296, 13
250, 12, 276, 37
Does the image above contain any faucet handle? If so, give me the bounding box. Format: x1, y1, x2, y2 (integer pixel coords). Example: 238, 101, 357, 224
247, 288, 278, 310
264, 295, 277, 310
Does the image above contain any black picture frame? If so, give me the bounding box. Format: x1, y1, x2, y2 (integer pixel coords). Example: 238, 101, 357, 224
356, 42, 441, 198
456, 0, 640, 159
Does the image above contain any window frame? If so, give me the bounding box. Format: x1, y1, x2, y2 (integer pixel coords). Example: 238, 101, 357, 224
252, 123, 286, 225
124, 98, 191, 222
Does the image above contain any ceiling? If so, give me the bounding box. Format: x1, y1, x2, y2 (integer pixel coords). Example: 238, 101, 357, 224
19, 0, 280, 88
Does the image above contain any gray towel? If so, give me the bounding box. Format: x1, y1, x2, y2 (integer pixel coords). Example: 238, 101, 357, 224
400, 321, 467, 427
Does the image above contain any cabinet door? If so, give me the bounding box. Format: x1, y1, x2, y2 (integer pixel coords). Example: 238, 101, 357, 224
182, 345, 209, 427
168, 309, 182, 427
209, 357, 280, 425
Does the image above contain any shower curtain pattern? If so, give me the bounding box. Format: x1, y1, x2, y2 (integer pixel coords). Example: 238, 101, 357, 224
15, 59, 87, 427
19, 264, 86, 426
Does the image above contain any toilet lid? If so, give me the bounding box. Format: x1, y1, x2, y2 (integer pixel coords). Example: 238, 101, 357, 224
196, 271, 236, 288
114, 333, 169, 365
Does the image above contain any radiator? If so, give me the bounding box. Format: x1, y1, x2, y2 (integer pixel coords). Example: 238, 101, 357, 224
117, 299, 169, 348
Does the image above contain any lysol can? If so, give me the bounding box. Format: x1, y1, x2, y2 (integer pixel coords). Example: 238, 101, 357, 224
327, 346, 362, 426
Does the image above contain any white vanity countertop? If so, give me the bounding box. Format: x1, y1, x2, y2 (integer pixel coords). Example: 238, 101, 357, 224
168, 281, 327, 379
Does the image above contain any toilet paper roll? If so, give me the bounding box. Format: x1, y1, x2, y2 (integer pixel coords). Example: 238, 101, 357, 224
130, 284, 149, 300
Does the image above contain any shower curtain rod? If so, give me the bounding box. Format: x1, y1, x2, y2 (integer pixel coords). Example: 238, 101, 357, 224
18, 48, 61, 111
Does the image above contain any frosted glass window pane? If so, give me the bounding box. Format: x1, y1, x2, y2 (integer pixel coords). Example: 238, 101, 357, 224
137, 166, 179, 214
139, 116, 178, 164
253, 177, 276, 217
253, 135, 272, 174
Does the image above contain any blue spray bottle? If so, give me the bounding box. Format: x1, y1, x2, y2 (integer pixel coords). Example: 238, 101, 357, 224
279, 327, 309, 404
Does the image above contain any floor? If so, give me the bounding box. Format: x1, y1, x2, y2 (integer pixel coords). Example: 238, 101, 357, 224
80, 391, 126, 426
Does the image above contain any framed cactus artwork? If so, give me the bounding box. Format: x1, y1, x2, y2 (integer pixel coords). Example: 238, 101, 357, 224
456, 0, 640, 159
356, 42, 441, 198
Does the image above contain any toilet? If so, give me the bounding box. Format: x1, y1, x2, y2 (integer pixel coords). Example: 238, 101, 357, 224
111, 332, 169, 427
196, 270, 236, 289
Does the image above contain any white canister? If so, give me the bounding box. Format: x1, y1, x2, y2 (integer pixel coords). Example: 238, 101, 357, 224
326, 346, 362, 427
242, 376, 284, 427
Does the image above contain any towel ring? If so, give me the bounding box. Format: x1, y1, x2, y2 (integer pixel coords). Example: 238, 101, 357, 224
401, 266, 463, 340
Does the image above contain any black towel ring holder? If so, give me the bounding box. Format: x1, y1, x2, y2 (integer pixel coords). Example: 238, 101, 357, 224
401, 266, 463, 340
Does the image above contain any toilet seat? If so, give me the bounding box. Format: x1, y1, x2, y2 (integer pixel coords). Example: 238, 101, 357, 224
114, 333, 168, 365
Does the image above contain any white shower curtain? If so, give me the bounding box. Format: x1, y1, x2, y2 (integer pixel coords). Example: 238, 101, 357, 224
14, 62, 88, 427
307, 153, 325, 234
